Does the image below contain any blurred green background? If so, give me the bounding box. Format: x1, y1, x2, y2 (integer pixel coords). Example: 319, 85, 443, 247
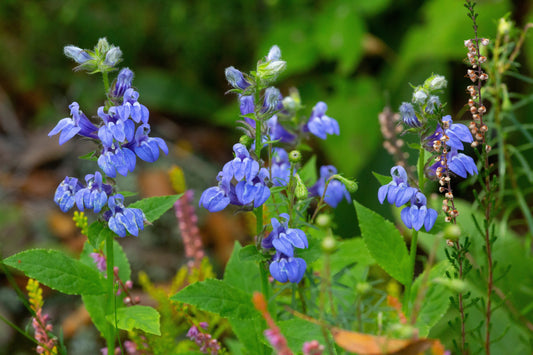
1, 0, 532, 353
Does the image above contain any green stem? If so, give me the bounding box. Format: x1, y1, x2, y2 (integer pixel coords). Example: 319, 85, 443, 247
102, 71, 110, 94
105, 233, 115, 354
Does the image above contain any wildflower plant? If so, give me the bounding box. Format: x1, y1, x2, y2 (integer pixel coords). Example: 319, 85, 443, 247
3, 38, 180, 354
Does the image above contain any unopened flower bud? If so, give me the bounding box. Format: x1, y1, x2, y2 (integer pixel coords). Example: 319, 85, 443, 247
428, 74, 447, 90
412, 89, 427, 104
96, 37, 111, 54
332, 174, 358, 193
104, 46, 122, 66
125, 280, 133, 289
315, 214, 331, 228
321, 235, 336, 253
225, 66, 250, 90
443, 224, 461, 241
262, 87, 281, 112
288, 150, 302, 164
64, 45, 93, 64
267, 45, 282, 61
239, 135, 253, 147
294, 174, 308, 200
498, 18, 511, 35
257, 58, 287, 84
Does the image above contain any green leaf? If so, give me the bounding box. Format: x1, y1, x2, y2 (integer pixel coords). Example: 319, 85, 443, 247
129, 194, 182, 223
225, 242, 262, 294
354, 201, 410, 285
87, 221, 115, 249
238, 244, 264, 263
229, 317, 269, 355
78, 151, 98, 161
372, 171, 392, 186
106, 305, 161, 335
297, 230, 322, 264
170, 279, 259, 320
279, 318, 336, 354
83, 294, 114, 340
409, 261, 453, 337
4, 249, 105, 295
299, 155, 317, 186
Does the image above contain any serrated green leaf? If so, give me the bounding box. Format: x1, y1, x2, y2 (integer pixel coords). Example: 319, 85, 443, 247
83, 294, 114, 340
129, 194, 181, 223
170, 279, 259, 320
4, 249, 105, 295
238, 244, 264, 263
87, 221, 115, 249
354, 201, 410, 285
225, 242, 262, 294
106, 305, 161, 335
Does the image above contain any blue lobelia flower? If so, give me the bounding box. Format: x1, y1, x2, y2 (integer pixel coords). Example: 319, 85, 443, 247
305, 102, 340, 140
198, 181, 231, 213
54, 177, 83, 212
104, 194, 145, 237
97, 106, 135, 147
75, 171, 113, 213
267, 115, 295, 144
233, 168, 271, 208
239, 95, 255, 116
269, 252, 307, 284
112, 68, 134, 99
400, 192, 438, 232
425, 115, 473, 151
124, 124, 168, 163
310, 165, 350, 208
63, 45, 94, 64
378, 165, 418, 207
399, 102, 421, 128
225, 66, 251, 90
48, 102, 98, 145
224, 143, 260, 182
262, 213, 308, 257
121, 88, 150, 124
98, 143, 136, 178
270, 148, 291, 187
429, 148, 478, 179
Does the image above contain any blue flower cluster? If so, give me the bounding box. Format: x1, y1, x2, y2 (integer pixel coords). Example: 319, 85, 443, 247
50, 41, 168, 238
262, 214, 308, 283
378, 166, 438, 232
199, 143, 270, 212
426, 116, 477, 179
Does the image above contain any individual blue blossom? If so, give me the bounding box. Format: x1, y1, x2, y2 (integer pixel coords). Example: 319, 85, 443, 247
48, 102, 98, 145
54, 177, 83, 212
429, 148, 478, 179
305, 102, 340, 140
104, 194, 145, 237
75, 172, 113, 213
425, 95, 441, 114
198, 178, 231, 212
233, 168, 271, 208
399, 102, 421, 128
97, 106, 135, 147
267, 115, 295, 144
310, 165, 350, 208
262, 213, 308, 256
121, 88, 149, 124
63, 45, 94, 64
262, 87, 282, 113
378, 165, 417, 207
225, 66, 251, 90
267, 45, 282, 61
98, 143, 136, 178
112, 68, 134, 98
125, 124, 168, 163
239, 95, 255, 116
400, 192, 438, 232
269, 252, 307, 284
103, 46, 122, 67
425, 115, 473, 151
223, 143, 260, 182
270, 148, 291, 187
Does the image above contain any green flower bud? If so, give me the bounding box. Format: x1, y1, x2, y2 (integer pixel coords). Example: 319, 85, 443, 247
423, 74, 447, 91
443, 224, 461, 241
321, 235, 336, 253
355, 282, 371, 295
288, 150, 302, 164
332, 175, 358, 193
96, 38, 111, 55
239, 135, 253, 148
315, 214, 332, 228
294, 174, 308, 200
